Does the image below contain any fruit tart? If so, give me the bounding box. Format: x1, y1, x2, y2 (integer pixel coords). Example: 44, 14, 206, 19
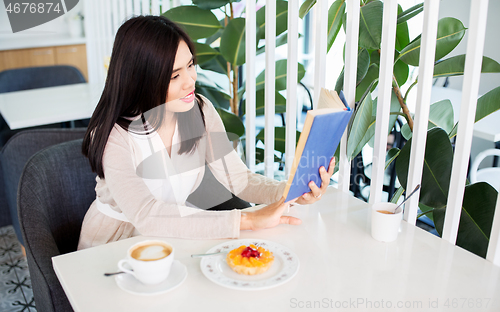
226, 244, 274, 275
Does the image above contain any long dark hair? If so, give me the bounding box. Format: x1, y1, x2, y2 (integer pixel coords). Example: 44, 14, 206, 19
82, 15, 205, 178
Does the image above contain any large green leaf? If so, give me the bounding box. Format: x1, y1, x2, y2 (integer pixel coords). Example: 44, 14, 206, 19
401, 99, 454, 140
192, 0, 239, 10
256, 126, 301, 154
196, 86, 230, 110
396, 3, 423, 25
299, 0, 316, 19
194, 42, 220, 65
198, 50, 228, 75
241, 90, 286, 116
335, 48, 371, 93
220, 17, 246, 66
394, 59, 409, 86
163, 6, 221, 40
358, 0, 383, 50
433, 182, 498, 258
475, 86, 500, 122
256, 148, 282, 164
217, 108, 245, 138
255, 60, 305, 92
433, 55, 500, 78
327, 0, 345, 52
195, 72, 230, 99
396, 127, 453, 208
385, 148, 400, 170
256, 0, 289, 40
399, 17, 466, 66
347, 94, 374, 158
395, 4, 410, 51
355, 64, 379, 102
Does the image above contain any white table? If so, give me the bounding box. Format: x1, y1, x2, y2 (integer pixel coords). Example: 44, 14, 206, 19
52, 187, 500, 311
0, 83, 103, 130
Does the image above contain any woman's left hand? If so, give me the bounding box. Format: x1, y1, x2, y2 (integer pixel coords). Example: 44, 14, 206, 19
295, 157, 335, 205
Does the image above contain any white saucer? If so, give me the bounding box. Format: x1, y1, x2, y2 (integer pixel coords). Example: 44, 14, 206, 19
115, 260, 187, 296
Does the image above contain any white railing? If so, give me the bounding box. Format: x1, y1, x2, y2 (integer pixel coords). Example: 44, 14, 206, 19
84, 0, 499, 265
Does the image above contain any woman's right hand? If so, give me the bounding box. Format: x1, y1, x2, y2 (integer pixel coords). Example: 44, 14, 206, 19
240, 197, 301, 231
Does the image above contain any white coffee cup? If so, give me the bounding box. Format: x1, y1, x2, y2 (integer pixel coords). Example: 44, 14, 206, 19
371, 202, 403, 242
118, 240, 174, 285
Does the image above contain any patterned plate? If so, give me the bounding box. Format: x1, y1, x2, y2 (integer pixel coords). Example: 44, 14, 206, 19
200, 239, 299, 290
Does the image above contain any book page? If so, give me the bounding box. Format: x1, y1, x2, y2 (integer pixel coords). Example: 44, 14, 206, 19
317, 88, 346, 110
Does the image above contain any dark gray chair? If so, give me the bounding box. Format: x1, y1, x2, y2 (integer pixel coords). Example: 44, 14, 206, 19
0, 128, 86, 245
18, 138, 95, 312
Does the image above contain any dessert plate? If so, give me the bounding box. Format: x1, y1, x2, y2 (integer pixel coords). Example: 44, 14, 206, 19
200, 239, 299, 290
115, 260, 187, 295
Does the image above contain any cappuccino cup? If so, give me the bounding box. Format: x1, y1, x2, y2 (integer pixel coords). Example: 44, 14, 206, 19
371, 202, 403, 242
118, 240, 174, 285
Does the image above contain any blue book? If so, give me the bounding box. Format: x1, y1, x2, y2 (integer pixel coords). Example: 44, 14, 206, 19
283, 88, 353, 202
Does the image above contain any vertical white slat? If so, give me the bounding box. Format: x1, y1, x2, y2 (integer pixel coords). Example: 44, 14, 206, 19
111, 0, 120, 34
264, 0, 276, 179
134, 0, 142, 15
442, 0, 489, 244
104, 0, 114, 56
312, 0, 328, 107
403, 0, 439, 225
285, 0, 299, 178
97, 0, 107, 83
151, 0, 160, 15
83, 0, 97, 83
118, 0, 126, 28
245, 0, 256, 173
487, 191, 500, 266
338, 0, 359, 192
142, 0, 150, 14
126, 0, 133, 17
368, 0, 398, 204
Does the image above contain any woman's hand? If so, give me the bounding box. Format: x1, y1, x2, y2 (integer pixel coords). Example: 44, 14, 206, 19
295, 157, 335, 205
240, 197, 301, 231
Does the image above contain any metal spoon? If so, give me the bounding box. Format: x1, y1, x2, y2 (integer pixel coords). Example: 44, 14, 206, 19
104, 271, 125, 276
394, 184, 421, 213
190, 251, 227, 258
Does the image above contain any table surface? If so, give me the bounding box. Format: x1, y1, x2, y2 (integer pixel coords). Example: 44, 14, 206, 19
52, 187, 500, 312
0, 83, 102, 130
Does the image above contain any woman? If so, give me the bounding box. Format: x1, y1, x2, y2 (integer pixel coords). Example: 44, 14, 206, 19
78, 15, 334, 249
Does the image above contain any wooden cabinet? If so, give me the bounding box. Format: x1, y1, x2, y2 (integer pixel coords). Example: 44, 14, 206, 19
0, 44, 88, 81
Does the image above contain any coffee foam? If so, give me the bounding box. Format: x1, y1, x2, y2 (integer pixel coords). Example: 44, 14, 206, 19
131, 244, 171, 261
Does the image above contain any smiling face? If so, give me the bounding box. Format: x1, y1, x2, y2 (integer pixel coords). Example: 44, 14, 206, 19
164, 40, 197, 114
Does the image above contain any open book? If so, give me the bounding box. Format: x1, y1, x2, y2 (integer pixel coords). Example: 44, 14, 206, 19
283, 88, 353, 202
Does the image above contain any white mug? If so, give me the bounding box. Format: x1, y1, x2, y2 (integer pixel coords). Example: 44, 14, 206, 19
118, 240, 174, 285
371, 202, 403, 242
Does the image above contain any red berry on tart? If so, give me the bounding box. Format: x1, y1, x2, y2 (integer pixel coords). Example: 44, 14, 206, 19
226, 244, 274, 275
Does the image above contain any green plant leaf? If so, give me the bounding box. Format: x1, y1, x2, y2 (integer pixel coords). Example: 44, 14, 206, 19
299, 0, 316, 19
402, 100, 455, 140
220, 17, 246, 66
385, 147, 400, 170
394, 59, 409, 87
205, 18, 225, 46
256, 126, 301, 154
396, 127, 453, 208
358, 0, 383, 50
433, 55, 500, 78
475, 86, 500, 122
198, 51, 228, 75
399, 17, 466, 66
335, 48, 371, 93
192, 0, 239, 10
390, 186, 405, 203
327, 0, 345, 52
395, 4, 410, 51
194, 42, 220, 65
195, 72, 230, 99
163, 6, 221, 40
241, 90, 286, 116
255, 60, 305, 92
217, 108, 245, 138
197, 86, 230, 110
355, 64, 379, 102
433, 182, 498, 258
396, 3, 423, 25
256, 31, 294, 56
257, 0, 289, 41
347, 94, 374, 158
